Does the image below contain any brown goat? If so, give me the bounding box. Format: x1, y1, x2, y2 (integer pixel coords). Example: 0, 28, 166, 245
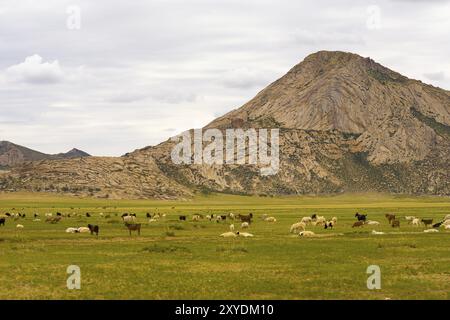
385, 214, 396, 224
352, 221, 364, 228
125, 223, 141, 236
391, 220, 400, 228
239, 213, 253, 224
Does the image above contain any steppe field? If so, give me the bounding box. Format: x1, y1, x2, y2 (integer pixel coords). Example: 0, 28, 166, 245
0, 192, 449, 300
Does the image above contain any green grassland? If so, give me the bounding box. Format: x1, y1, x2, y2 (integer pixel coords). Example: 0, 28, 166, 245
0, 192, 449, 300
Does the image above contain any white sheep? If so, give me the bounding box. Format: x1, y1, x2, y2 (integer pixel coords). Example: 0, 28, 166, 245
220, 231, 237, 238
77, 227, 90, 233
33, 218, 41, 222
123, 216, 136, 223
264, 217, 277, 223
405, 216, 415, 221
443, 219, 450, 226
66, 227, 78, 233
45, 213, 52, 217
299, 231, 315, 237
229, 224, 235, 231
148, 218, 158, 223
16, 224, 24, 229
290, 222, 306, 233
366, 220, 380, 226
206, 215, 211, 220
229, 213, 235, 219
424, 229, 439, 233
301, 217, 312, 224
238, 232, 254, 238
331, 217, 337, 224
445, 224, 450, 230
241, 222, 249, 229
371, 230, 385, 235
192, 215, 201, 221
444, 214, 450, 221
412, 218, 421, 226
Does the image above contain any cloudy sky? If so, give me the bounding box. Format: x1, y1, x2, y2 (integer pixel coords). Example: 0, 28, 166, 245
0, 0, 449, 156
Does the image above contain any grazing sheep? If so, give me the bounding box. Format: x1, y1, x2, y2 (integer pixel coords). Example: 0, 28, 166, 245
405, 216, 415, 222
290, 222, 306, 233
366, 220, 380, 226
352, 221, 364, 228
77, 227, 90, 233
241, 222, 249, 229
264, 217, 277, 223
45, 213, 53, 217
220, 231, 237, 238
324, 221, 334, 229
331, 217, 337, 224
424, 229, 439, 233
421, 219, 433, 227
315, 216, 326, 225
228, 213, 235, 220
16, 224, 24, 229
0, 218, 5, 226
123, 216, 136, 223
355, 213, 367, 222
66, 228, 79, 233
391, 220, 400, 228
206, 215, 211, 220
229, 224, 235, 231
445, 224, 450, 230
299, 231, 315, 237
125, 223, 141, 236
412, 218, 421, 226
261, 214, 268, 221
311, 214, 317, 221
371, 230, 385, 235
238, 232, 254, 238
301, 217, 312, 224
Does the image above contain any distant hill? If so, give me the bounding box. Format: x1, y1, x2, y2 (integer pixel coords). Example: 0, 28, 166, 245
0, 141, 91, 168
1, 51, 449, 199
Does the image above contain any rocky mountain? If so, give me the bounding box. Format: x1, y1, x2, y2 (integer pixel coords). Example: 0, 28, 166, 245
0, 141, 91, 169
1, 51, 449, 199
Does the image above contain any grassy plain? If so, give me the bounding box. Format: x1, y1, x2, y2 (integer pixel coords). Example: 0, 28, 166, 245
0, 192, 449, 300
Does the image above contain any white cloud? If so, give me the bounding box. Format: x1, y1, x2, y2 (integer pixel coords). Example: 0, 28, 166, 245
5, 55, 64, 84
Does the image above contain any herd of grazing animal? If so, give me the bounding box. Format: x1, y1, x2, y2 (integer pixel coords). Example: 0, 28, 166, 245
1, 208, 449, 240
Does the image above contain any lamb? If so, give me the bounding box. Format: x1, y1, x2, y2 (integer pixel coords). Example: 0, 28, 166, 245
290, 222, 306, 233
412, 218, 421, 226
238, 232, 254, 238
352, 221, 364, 228
264, 217, 277, 222
220, 231, 237, 238
371, 230, 385, 235
424, 229, 439, 233
241, 222, 249, 229
229, 224, 235, 231
366, 220, 380, 226
299, 231, 315, 237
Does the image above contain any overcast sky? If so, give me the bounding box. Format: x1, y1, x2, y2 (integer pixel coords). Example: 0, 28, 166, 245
0, 0, 449, 156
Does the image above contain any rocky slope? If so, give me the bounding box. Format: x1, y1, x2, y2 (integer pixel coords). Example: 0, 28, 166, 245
0, 141, 91, 168
1, 51, 449, 198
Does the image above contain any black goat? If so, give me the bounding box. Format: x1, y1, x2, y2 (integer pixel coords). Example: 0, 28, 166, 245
355, 213, 367, 222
